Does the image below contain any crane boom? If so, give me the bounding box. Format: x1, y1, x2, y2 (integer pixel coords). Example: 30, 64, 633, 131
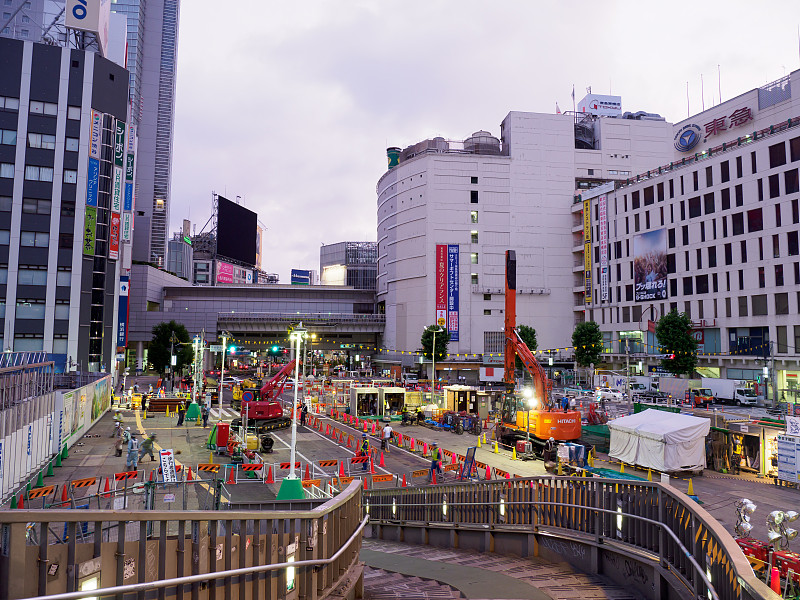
259, 359, 297, 401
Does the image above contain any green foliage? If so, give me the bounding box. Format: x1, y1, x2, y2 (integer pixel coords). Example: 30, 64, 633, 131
420, 325, 450, 361
655, 310, 698, 376
572, 321, 603, 367
149, 321, 193, 375
515, 324, 538, 370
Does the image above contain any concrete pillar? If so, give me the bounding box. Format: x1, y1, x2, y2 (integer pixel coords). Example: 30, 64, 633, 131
137, 340, 144, 371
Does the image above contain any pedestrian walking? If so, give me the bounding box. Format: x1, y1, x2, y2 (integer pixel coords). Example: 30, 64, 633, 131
126, 433, 139, 471
358, 433, 370, 471
428, 441, 443, 483
110, 410, 123, 437
138, 433, 157, 463
381, 422, 393, 452
300, 403, 308, 426
201, 404, 210, 428
176, 401, 185, 427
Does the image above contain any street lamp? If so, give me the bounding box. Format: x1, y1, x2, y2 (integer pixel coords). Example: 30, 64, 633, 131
218, 330, 231, 420
427, 326, 444, 395
277, 323, 307, 500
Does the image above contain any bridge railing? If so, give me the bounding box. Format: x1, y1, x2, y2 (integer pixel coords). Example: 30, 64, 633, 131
364, 476, 776, 600
0, 481, 365, 600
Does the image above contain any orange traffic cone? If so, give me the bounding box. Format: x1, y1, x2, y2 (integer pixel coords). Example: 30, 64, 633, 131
347, 435, 352, 448
339, 460, 345, 477
770, 567, 781, 593
149, 469, 154, 482
432, 471, 437, 485
266, 466, 274, 484
422, 442, 428, 457
61, 482, 69, 503
369, 457, 376, 474
326, 424, 330, 435
451, 452, 457, 465
401, 474, 407, 487
410, 438, 416, 451
485, 465, 491, 480
186, 467, 193, 481
363, 477, 368, 490
18, 492, 24, 509
379, 452, 385, 467
226, 466, 237, 485
103, 478, 111, 498
505, 472, 511, 480
304, 464, 311, 481
397, 433, 403, 447
371, 421, 377, 435
363, 421, 368, 433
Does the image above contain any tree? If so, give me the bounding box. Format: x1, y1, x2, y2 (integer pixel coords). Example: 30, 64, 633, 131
655, 309, 698, 376
572, 321, 603, 367
515, 324, 538, 370
420, 325, 450, 361
149, 321, 193, 375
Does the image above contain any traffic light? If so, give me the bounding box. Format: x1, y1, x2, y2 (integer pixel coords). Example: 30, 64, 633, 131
272, 345, 279, 353
228, 346, 237, 354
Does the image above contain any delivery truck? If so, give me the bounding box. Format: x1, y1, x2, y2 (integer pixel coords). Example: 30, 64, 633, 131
701, 377, 758, 406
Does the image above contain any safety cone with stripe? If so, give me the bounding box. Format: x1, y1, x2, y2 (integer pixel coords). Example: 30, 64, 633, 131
339, 460, 345, 477
266, 466, 274, 484
304, 464, 311, 481
687, 478, 695, 496
770, 568, 781, 593
379, 452, 385, 468
451, 452, 457, 465
401, 474, 407, 487
102, 478, 111, 498
187, 467, 194, 481
62, 482, 69, 503
369, 457, 376, 474
493, 441, 499, 454
410, 438, 416, 451
226, 466, 237, 485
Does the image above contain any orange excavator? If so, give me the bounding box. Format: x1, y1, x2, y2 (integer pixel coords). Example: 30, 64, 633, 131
495, 250, 582, 450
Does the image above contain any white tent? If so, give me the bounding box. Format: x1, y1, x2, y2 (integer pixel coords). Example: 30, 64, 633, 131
607, 409, 710, 472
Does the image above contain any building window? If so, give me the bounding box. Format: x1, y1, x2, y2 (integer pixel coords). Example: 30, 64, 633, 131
63, 170, 77, 184
483, 293, 491, 301
704, 193, 715, 214
56, 270, 71, 287
720, 188, 730, 210
747, 208, 763, 233
758, 266, 765, 288
769, 174, 780, 198
740, 240, 747, 262
751, 294, 768, 316
789, 231, 799, 256
683, 276, 693, 295
0, 230, 9, 244
470, 273, 478, 285
61, 200, 75, 217
16, 301, 45, 319
470, 211, 478, 223
17, 268, 47, 286
732, 212, 744, 235
776, 292, 789, 315
470, 253, 478, 264
773, 234, 780, 258
0, 163, 13, 178
769, 142, 787, 168
724, 243, 732, 265
22, 198, 51, 214
706, 166, 713, 187
0, 129, 16, 145
708, 246, 716, 268
58, 233, 73, 249
0, 96, 19, 111
54, 302, 69, 320
786, 169, 799, 194
738, 296, 748, 317
688, 197, 701, 218
470, 176, 478, 184
27, 132, 55, 149
24, 165, 53, 182
775, 264, 784, 286
65, 137, 79, 152
67, 105, 81, 120
720, 161, 730, 183
692, 171, 699, 191
29, 101, 57, 116
483, 309, 491, 316
470, 190, 478, 204
777, 326, 788, 353
470, 230, 478, 244
20, 231, 48, 247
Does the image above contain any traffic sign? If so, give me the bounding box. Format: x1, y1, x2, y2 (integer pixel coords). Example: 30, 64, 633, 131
209, 345, 223, 353
159, 449, 178, 483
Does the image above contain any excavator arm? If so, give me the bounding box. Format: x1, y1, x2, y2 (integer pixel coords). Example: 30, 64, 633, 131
258, 359, 297, 401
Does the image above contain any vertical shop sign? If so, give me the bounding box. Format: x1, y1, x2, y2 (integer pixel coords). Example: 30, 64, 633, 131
447, 244, 459, 341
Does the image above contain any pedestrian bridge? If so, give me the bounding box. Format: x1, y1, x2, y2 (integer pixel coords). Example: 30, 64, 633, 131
0, 478, 775, 600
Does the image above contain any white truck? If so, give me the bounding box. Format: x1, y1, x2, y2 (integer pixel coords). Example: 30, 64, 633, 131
701, 377, 758, 406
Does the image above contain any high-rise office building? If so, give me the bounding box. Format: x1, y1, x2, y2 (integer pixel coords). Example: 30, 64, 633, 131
111, 0, 180, 267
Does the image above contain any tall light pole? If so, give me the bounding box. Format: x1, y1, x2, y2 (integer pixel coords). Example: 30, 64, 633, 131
218, 330, 231, 420
278, 323, 307, 500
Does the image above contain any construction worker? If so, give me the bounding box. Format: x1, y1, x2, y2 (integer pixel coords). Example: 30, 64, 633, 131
110, 410, 123, 437
300, 403, 308, 426
126, 432, 139, 471
731, 434, 743, 475
138, 433, 157, 463
113, 425, 124, 457
176, 401, 185, 427
358, 433, 370, 471
201, 404, 210, 428
428, 441, 443, 483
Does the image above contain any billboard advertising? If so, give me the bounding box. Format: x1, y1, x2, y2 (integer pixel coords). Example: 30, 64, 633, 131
633, 228, 668, 301
290, 269, 311, 285
217, 260, 253, 285
111, 166, 123, 213
599, 194, 609, 301
583, 198, 592, 305
121, 211, 132, 242
435, 244, 447, 327
447, 244, 459, 341
66, 0, 110, 54
83, 205, 96, 256
85, 157, 99, 207
578, 94, 622, 117
109, 212, 120, 260
216, 196, 257, 266
89, 109, 101, 159
117, 276, 128, 349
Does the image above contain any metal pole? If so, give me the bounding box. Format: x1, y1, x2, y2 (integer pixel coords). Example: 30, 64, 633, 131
626, 338, 631, 414
219, 334, 227, 421
289, 324, 305, 480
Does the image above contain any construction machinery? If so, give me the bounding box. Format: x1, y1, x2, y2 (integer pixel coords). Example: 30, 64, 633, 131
230, 359, 296, 432
495, 250, 582, 451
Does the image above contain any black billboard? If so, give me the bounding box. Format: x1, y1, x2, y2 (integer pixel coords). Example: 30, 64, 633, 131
217, 196, 257, 266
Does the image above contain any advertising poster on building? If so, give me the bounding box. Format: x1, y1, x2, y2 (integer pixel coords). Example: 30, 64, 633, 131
121, 211, 132, 242
85, 157, 99, 207
109, 213, 120, 259
89, 109, 101, 160
83, 205, 97, 256
290, 269, 311, 285
633, 228, 668, 301
114, 119, 125, 167
217, 261, 253, 285
599, 194, 609, 301
435, 244, 447, 327
447, 244, 459, 341
123, 181, 133, 212
117, 276, 129, 349
583, 198, 592, 304
111, 166, 123, 213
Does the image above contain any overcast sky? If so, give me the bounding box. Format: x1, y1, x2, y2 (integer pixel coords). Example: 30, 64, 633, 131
169, 1, 800, 282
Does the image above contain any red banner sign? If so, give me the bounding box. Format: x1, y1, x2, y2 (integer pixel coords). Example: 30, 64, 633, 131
109, 212, 120, 260
435, 244, 447, 326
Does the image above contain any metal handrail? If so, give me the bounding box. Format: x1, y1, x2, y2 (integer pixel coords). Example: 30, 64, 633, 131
19, 516, 369, 600
366, 496, 718, 600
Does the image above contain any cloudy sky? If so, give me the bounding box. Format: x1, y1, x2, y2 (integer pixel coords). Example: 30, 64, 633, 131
169, 1, 800, 282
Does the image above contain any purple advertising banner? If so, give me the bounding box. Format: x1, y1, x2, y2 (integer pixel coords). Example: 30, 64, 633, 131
447, 244, 459, 341
116, 276, 129, 349
86, 157, 99, 207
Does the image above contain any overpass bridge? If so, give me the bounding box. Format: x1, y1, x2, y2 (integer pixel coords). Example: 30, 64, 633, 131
0, 478, 776, 600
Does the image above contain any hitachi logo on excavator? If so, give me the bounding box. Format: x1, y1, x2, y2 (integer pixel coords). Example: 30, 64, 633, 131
557, 419, 576, 424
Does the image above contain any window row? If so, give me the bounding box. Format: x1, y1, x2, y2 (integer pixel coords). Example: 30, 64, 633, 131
0, 196, 77, 217
0, 131, 79, 151
0, 164, 79, 183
